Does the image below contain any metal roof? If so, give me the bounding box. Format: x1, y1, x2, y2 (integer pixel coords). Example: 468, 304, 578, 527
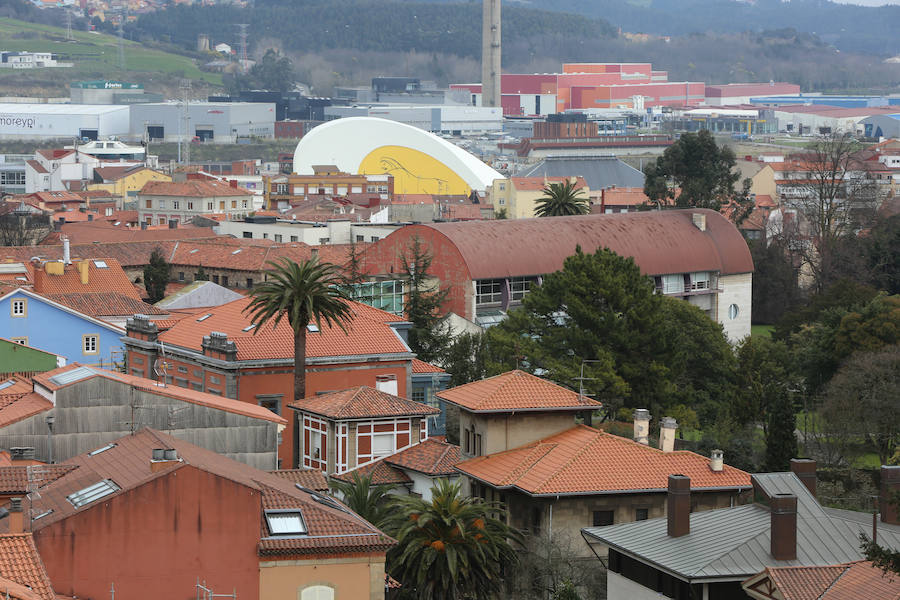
583, 472, 900, 582
410, 208, 753, 280
516, 155, 644, 191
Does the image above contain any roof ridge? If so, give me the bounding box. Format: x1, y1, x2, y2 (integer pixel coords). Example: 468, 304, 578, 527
817, 564, 854, 600
534, 426, 604, 492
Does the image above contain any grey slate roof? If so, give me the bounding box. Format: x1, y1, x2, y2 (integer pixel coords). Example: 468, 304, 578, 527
516, 155, 645, 191
583, 472, 900, 582
155, 280, 243, 310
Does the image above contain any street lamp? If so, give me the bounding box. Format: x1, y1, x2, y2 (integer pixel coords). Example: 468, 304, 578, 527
45, 414, 55, 464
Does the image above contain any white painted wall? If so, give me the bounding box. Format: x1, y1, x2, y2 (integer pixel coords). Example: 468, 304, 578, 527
607, 571, 668, 600
403, 471, 459, 503
718, 272, 752, 343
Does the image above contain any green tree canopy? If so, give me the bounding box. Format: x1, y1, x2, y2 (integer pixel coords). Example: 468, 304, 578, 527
401, 236, 452, 364
383, 479, 522, 600
643, 130, 752, 223
143, 247, 171, 304
328, 471, 397, 528
534, 180, 590, 217
733, 336, 799, 431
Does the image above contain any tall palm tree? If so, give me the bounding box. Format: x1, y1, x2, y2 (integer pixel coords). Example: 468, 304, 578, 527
534, 180, 590, 217
329, 471, 397, 528
244, 257, 353, 406
383, 479, 522, 600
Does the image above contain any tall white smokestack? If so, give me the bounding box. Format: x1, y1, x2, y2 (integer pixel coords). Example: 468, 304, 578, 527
481, 0, 501, 108
63, 236, 71, 265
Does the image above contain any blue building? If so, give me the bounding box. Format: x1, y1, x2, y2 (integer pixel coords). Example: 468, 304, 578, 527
750, 95, 890, 109
0, 288, 126, 369
411, 359, 452, 435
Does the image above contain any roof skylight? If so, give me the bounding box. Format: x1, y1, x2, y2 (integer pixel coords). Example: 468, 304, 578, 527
0, 380, 15, 391
265, 510, 307, 536
88, 443, 117, 456
196, 314, 212, 322
67, 479, 120, 508
32, 509, 52, 521
93, 260, 108, 268
231, 249, 242, 255
307, 324, 319, 332
49, 366, 98, 386
242, 325, 254, 332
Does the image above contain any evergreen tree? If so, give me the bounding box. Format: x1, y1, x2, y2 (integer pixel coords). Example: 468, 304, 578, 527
194, 265, 209, 281
764, 391, 797, 471
143, 247, 171, 304
401, 236, 451, 363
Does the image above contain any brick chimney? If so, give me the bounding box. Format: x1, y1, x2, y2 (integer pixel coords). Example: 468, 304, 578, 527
790, 458, 817, 497
659, 417, 677, 452
150, 448, 181, 473
770, 493, 797, 560
8, 497, 23, 533
880, 465, 900, 525
126, 314, 159, 343
633, 409, 650, 445
667, 474, 691, 537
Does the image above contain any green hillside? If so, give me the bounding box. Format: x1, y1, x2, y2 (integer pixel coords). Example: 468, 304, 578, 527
0, 17, 221, 97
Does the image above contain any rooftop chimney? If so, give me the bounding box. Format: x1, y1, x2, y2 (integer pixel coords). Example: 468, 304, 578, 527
633, 409, 650, 445
168, 219, 177, 229
881, 465, 900, 525
710, 449, 724, 472
150, 448, 181, 473
770, 493, 798, 560
9, 447, 35, 462
375, 374, 398, 396
77, 259, 89, 285
8, 498, 23, 534
141, 221, 148, 230
691, 213, 707, 231
790, 458, 817, 498
667, 474, 691, 537
62, 237, 71, 265
659, 417, 677, 452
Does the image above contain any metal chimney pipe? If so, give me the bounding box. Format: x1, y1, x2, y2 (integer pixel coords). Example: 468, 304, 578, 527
667, 474, 691, 538
62, 236, 71, 265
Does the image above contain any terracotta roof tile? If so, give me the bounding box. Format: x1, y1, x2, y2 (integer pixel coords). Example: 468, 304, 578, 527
412, 359, 445, 374
57, 221, 216, 244
437, 370, 601, 413
385, 439, 460, 476
289, 386, 439, 420
158, 297, 411, 362
331, 457, 413, 486
509, 177, 588, 191
0, 393, 52, 428
32, 258, 140, 299
139, 180, 252, 198
823, 561, 900, 600
763, 564, 848, 600
0, 533, 56, 600
455, 425, 751, 495
31, 364, 286, 425
24, 160, 47, 175
0, 465, 77, 494
601, 187, 650, 206
93, 165, 151, 182
44, 292, 167, 317
268, 469, 329, 493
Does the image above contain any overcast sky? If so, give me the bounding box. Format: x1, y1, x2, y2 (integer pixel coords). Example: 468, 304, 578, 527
830, 0, 900, 5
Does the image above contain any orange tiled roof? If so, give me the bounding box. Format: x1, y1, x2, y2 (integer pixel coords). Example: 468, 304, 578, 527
158, 297, 411, 362
760, 561, 900, 600
385, 438, 460, 476
436, 370, 601, 413
331, 457, 413, 486
57, 221, 216, 244
455, 425, 751, 495
822, 561, 900, 599
412, 359, 445, 374
268, 469, 329, 492
32, 364, 286, 425
32, 258, 140, 300
602, 187, 650, 206
93, 165, 150, 182
0, 464, 77, 494
139, 180, 252, 198
44, 292, 168, 317
0, 393, 52, 428
289, 386, 439, 420
0, 533, 56, 600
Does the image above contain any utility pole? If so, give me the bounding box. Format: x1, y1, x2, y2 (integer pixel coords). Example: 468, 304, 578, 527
116, 7, 126, 71
236, 24, 249, 73
180, 79, 192, 165
65, 10, 73, 41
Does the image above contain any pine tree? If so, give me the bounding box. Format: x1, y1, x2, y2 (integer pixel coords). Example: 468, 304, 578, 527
402, 236, 451, 363
194, 265, 209, 281
143, 247, 171, 304
765, 391, 797, 471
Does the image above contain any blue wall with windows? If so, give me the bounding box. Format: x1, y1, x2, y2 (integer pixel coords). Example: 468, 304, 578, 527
0, 290, 125, 368
411, 371, 451, 435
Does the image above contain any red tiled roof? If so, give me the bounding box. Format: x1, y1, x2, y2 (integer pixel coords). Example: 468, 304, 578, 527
437, 370, 601, 413
44, 292, 168, 317
268, 469, 329, 492
32, 364, 286, 425
139, 180, 252, 198
412, 359, 445, 374
24, 160, 47, 175
32, 258, 140, 299
758, 561, 900, 600
93, 165, 150, 182
601, 187, 650, 206
385, 439, 460, 476
30, 191, 82, 205
510, 176, 588, 191
455, 425, 751, 495
0, 533, 56, 600
0, 465, 77, 494
392, 194, 434, 205
57, 221, 216, 244
823, 561, 900, 600
331, 457, 412, 486
289, 386, 439, 420
36, 149, 73, 161
0, 393, 53, 428
0, 428, 394, 556
0, 378, 35, 405
158, 297, 411, 362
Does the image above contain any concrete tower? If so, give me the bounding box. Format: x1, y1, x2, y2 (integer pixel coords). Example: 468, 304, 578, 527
481, 0, 501, 108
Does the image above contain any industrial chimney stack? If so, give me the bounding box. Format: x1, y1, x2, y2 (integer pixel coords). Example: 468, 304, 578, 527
481, 0, 501, 108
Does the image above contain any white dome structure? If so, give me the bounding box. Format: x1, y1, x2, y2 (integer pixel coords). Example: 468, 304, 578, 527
292, 117, 502, 195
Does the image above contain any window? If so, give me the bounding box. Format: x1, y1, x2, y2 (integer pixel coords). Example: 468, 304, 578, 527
275, 183, 289, 195
301, 586, 334, 600
219, 201, 225, 210
178, 271, 185, 281
212, 275, 219, 284
728, 304, 740, 320
356, 235, 365, 243
263, 233, 268, 239
475, 433, 482, 456
509, 277, 531, 301
241, 200, 248, 209
660, 274, 685, 295
319, 237, 329, 245
246, 278, 254, 288
207, 202, 213, 211
187, 202, 194, 210
158, 200, 166, 209
370, 236, 379, 242
11, 337, 27, 345
290, 235, 298, 242
82, 335, 99, 355
593, 510, 614, 527
635, 508, 649, 521
265, 510, 307, 536
173, 201, 179, 210
531, 507, 542, 534
464, 428, 471, 454
67, 479, 120, 508
221, 276, 228, 287
231, 200, 237, 209
476, 280, 502, 305
10, 298, 26, 317
690, 272, 711, 291
411, 388, 425, 403
274, 234, 283, 243
145, 199, 152, 209
372, 433, 393, 456
498, 198, 505, 205
257, 395, 282, 416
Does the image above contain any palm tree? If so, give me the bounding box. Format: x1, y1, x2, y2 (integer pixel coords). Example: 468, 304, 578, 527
329, 471, 397, 528
244, 257, 353, 406
383, 479, 522, 600
534, 180, 590, 217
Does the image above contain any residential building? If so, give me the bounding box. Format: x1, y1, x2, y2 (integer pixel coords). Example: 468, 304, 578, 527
122, 299, 419, 468
443, 371, 750, 556
743, 560, 900, 599
0, 363, 285, 468
361, 209, 754, 341
0, 338, 63, 377
289, 385, 438, 475
0, 428, 394, 600
582, 464, 900, 600
410, 359, 451, 435
137, 180, 255, 225
333, 437, 461, 501
0, 288, 126, 367
489, 176, 590, 219
265, 166, 393, 210
30, 255, 141, 300
24, 145, 146, 194
593, 186, 651, 213
88, 165, 171, 203
0, 50, 59, 68
40, 292, 168, 328
213, 216, 399, 247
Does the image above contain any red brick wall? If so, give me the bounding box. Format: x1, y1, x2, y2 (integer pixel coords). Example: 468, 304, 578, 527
34, 466, 261, 600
